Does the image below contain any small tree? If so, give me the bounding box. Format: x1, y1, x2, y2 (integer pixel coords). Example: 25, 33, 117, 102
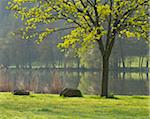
8, 0, 149, 97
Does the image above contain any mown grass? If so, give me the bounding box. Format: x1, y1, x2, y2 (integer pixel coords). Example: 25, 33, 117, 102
0, 93, 149, 119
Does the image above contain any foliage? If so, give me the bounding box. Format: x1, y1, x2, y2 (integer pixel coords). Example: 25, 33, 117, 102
7, 0, 149, 52
0, 93, 149, 119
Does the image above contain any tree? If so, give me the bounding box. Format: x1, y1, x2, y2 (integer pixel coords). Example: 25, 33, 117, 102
8, 0, 149, 97
38, 39, 57, 68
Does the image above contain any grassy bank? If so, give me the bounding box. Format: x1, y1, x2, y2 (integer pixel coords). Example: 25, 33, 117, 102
0, 93, 149, 119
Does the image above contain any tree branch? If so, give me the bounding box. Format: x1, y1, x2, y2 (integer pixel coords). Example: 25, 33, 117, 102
86, 0, 94, 6
79, 0, 96, 26
97, 38, 105, 56
93, 0, 99, 26
106, 0, 113, 50
71, 0, 91, 27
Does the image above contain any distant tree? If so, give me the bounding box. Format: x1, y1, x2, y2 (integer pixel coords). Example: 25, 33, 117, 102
8, 0, 149, 97
38, 39, 58, 68
0, 0, 18, 37
78, 45, 101, 68
0, 33, 38, 68
0, 42, 11, 67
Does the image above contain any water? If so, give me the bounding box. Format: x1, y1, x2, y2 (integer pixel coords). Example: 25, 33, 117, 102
0, 68, 149, 95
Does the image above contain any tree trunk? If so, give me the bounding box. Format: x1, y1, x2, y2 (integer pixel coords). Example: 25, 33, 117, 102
146, 59, 149, 80
114, 59, 119, 80
141, 56, 144, 68
139, 56, 141, 68
101, 55, 109, 97
29, 63, 32, 69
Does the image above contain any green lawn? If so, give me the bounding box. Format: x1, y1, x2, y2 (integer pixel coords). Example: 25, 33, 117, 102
0, 93, 149, 119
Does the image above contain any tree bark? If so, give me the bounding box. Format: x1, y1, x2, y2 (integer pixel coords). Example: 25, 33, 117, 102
141, 56, 144, 68
101, 54, 109, 97
146, 58, 149, 80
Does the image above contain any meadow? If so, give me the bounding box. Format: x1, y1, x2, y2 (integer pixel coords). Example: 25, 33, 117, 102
0, 93, 149, 119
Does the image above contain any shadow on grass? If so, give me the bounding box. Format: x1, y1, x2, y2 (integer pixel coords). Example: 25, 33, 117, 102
132, 96, 147, 99
30, 95, 36, 98
107, 96, 119, 99
89, 95, 119, 100
38, 108, 51, 112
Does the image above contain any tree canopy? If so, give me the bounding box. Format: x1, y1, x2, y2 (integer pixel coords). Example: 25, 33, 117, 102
8, 0, 149, 49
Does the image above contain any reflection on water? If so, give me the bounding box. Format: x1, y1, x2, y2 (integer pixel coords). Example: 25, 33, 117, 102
0, 68, 149, 95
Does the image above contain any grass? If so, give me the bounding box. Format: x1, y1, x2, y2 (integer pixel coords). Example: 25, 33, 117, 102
0, 93, 149, 119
